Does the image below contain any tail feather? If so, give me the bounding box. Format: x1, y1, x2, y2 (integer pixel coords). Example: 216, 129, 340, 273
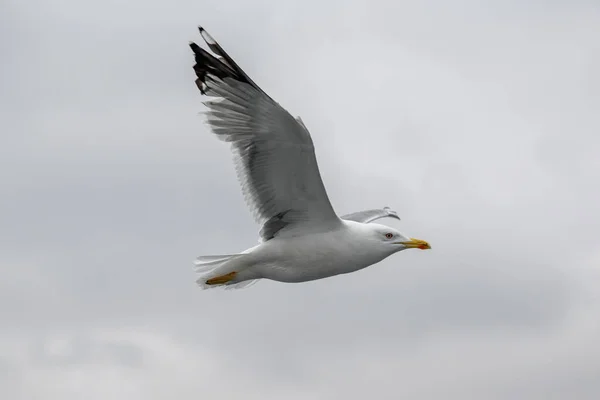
223, 279, 258, 290
195, 254, 240, 265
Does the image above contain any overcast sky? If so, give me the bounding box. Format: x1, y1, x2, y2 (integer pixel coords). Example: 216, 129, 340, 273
1, 0, 599, 399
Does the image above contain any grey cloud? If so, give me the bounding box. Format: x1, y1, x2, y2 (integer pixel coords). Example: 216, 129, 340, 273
30, 335, 144, 368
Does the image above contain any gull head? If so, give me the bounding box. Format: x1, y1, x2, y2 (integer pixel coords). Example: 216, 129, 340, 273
366, 223, 431, 253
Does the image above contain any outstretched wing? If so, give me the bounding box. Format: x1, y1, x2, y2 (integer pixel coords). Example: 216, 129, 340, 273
190, 27, 341, 241
341, 207, 401, 224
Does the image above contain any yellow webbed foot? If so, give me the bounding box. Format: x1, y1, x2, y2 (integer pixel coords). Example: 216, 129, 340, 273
205, 271, 237, 286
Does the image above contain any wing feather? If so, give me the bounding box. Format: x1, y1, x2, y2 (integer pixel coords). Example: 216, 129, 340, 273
190, 27, 341, 241
341, 207, 401, 224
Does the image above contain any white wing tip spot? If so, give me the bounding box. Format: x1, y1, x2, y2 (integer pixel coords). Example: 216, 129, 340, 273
199, 27, 217, 45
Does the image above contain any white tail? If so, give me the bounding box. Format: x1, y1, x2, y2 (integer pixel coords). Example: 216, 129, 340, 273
194, 254, 240, 268
193, 253, 257, 290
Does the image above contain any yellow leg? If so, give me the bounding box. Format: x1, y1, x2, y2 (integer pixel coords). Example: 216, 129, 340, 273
206, 271, 237, 285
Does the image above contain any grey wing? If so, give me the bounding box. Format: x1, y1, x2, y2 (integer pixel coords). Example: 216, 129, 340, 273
341, 207, 401, 224
190, 27, 341, 241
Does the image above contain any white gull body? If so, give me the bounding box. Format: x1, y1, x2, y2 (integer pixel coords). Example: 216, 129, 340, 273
189, 27, 430, 289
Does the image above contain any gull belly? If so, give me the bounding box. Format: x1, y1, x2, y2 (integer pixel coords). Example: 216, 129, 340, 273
240, 222, 393, 283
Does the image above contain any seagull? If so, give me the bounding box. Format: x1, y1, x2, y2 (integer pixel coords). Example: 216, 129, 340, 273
189, 27, 430, 289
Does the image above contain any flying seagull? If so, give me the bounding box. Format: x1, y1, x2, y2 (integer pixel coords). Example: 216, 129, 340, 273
189, 27, 430, 289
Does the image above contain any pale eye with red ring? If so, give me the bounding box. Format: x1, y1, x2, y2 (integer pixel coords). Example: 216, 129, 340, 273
385, 233, 394, 239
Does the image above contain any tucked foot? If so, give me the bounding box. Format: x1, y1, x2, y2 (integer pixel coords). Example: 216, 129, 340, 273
205, 271, 237, 286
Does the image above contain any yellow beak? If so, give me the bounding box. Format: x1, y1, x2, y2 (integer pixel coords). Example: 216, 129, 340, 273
399, 238, 431, 250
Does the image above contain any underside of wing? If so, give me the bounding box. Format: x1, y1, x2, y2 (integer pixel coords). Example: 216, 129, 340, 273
341, 207, 401, 224
189, 27, 341, 241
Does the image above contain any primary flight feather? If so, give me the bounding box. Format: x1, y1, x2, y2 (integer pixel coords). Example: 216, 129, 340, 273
189, 27, 430, 289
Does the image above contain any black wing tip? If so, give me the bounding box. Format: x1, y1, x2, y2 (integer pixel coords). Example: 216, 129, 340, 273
189, 27, 234, 93
189, 25, 266, 97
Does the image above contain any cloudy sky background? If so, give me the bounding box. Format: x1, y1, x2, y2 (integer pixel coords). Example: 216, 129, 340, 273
2, 0, 599, 398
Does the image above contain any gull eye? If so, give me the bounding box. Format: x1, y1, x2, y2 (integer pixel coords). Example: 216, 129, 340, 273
385, 233, 394, 239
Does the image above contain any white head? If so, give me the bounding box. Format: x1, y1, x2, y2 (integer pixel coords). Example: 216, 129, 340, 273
364, 223, 431, 254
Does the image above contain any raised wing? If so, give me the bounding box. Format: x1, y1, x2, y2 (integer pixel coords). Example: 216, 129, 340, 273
190, 27, 341, 241
341, 207, 401, 224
